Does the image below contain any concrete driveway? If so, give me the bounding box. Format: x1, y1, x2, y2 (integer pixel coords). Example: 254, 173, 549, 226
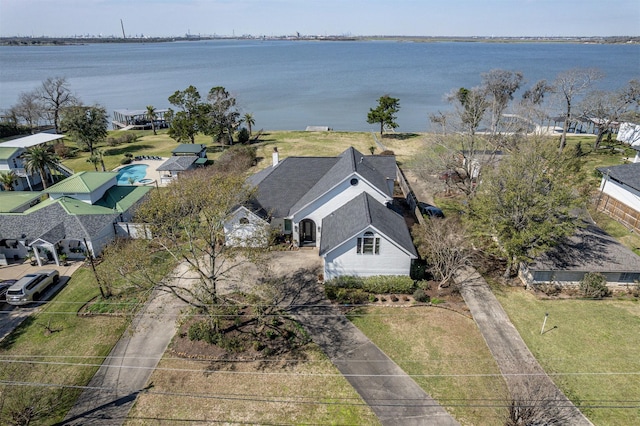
455, 267, 593, 425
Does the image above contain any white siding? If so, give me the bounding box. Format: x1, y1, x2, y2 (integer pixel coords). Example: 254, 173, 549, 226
224, 207, 269, 247
291, 175, 391, 247
323, 232, 413, 281
601, 178, 640, 212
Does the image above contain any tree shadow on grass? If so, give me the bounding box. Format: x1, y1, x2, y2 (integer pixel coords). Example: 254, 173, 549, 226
0, 316, 35, 350
383, 132, 420, 140
103, 144, 153, 156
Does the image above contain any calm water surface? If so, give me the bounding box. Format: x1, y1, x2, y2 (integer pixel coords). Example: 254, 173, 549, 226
1, 40, 638, 131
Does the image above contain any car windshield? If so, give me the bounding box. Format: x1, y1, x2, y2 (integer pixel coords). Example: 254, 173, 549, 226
7, 289, 24, 295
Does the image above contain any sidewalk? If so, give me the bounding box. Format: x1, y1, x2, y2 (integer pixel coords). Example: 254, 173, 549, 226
455, 266, 593, 426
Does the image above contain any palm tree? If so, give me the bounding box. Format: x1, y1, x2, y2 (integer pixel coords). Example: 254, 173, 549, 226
243, 112, 255, 137
0, 171, 17, 191
22, 146, 59, 189
96, 149, 106, 171
146, 105, 157, 135
87, 155, 99, 171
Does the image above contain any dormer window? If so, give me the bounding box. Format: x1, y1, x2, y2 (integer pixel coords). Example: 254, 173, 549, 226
239, 217, 249, 225
357, 231, 380, 255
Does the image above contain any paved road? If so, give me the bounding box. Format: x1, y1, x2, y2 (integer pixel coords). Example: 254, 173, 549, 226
279, 271, 460, 426
455, 267, 593, 425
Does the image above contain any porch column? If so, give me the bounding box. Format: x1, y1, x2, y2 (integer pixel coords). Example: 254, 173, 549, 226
33, 247, 43, 267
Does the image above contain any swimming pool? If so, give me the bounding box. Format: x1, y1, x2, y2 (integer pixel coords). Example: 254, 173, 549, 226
116, 164, 148, 185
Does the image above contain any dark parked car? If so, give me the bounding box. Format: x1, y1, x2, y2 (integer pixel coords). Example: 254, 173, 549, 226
0, 279, 17, 301
417, 202, 445, 218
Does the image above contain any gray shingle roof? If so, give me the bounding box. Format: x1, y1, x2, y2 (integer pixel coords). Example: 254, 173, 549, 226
156, 156, 198, 171
529, 222, 640, 272
289, 147, 393, 214
319, 192, 417, 257
1, 202, 118, 244
252, 157, 338, 218
597, 162, 640, 192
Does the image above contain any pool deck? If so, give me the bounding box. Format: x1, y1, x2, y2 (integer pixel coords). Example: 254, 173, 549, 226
114, 158, 166, 187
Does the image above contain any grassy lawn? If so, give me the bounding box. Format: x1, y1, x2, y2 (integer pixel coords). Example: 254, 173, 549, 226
495, 287, 640, 426
0, 266, 129, 424
348, 306, 509, 426
126, 345, 379, 425
60, 129, 426, 173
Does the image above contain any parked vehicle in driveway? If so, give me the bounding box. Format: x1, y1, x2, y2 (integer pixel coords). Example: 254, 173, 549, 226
6, 270, 60, 306
417, 202, 445, 218
0, 279, 17, 301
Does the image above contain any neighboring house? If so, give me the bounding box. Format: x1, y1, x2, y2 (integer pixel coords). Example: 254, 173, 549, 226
519, 221, 640, 288
0, 171, 151, 266
227, 147, 417, 279
0, 133, 66, 191
597, 162, 640, 233
156, 156, 201, 185
617, 122, 640, 146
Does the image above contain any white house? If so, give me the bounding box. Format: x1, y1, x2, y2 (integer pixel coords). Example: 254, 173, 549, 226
597, 162, 640, 233
226, 147, 417, 279
617, 122, 640, 146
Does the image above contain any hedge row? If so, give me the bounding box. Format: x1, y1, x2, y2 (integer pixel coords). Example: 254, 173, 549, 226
325, 275, 416, 294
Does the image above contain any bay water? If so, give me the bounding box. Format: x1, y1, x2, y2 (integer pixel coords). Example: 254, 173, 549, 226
0, 40, 638, 132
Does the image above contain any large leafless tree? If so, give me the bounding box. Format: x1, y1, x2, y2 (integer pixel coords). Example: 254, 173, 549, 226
38, 76, 79, 134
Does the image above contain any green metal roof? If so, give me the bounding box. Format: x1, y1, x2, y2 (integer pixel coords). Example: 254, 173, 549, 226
95, 186, 152, 213
0, 192, 43, 213
194, 157, 208, 165
0, 146, 21, 161
46, 171, 118, 194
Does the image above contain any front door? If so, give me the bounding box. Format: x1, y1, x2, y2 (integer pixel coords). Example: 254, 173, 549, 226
299, 219, 316, 246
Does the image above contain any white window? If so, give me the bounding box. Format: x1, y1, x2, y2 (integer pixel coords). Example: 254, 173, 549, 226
357, 231, 380, 255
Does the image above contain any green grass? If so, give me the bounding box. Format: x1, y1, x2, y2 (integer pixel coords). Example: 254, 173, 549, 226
60, 129, 426, 174
496, 287, 640, 426
0, 266, 129, 424
349, 306, 508, 426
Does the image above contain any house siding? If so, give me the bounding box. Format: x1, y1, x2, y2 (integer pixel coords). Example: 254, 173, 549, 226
323, 234, 413, 281
224, 207, 269, 247
291, 176, 390, 247
598, 178, 640, 232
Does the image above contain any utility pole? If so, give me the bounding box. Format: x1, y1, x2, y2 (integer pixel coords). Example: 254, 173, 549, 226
120, 19, 126, 39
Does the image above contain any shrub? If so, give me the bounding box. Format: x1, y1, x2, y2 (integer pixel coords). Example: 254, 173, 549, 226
413, 288, 430, 303
236, 127, 250, 144
580, 272, 610, 299
361, 275, 415, 294
380, 150, 395, 156
120, 157, 132, 165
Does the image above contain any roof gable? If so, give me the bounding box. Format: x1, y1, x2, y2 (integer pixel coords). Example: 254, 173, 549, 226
320, 192, 417, 257
156, 156, 198, 171
289, 147, 393, 215
598, 162, 640, 192
46, 171, 117, 194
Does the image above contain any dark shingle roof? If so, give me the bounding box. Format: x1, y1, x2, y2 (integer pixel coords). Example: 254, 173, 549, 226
597, 162, 640, 192
252, 157, 338, 218
157, 156, 198, 171
289, 147, 393, 214
319, 192, 417, 257
529, 222, 640, 272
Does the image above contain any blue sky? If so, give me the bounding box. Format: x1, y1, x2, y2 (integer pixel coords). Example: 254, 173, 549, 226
1, 0, 639, 37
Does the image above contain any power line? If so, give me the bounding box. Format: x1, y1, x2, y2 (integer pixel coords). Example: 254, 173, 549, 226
1, 358, 638, 378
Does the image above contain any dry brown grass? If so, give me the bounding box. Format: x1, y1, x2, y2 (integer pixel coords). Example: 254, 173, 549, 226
126, 345, 379, 425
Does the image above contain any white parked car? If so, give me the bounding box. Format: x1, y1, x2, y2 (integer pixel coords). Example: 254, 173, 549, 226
6, 269, 60, 306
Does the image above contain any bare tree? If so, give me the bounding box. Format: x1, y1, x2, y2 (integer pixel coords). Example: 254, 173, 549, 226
553, 68, 603, 152
505, 379, 575, 426
481, 69, 524, 136
38, 77, 79, 134
579, 87, 635, 150
411, 217, 472, 289
10, 90, 44, 134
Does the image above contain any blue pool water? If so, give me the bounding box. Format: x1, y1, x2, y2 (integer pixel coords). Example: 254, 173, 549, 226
116, 164, 148, 185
